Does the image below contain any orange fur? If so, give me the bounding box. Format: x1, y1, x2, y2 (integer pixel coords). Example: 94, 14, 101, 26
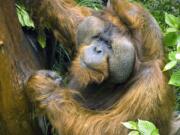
70, 46, 109, 87
25, 0, 175, 135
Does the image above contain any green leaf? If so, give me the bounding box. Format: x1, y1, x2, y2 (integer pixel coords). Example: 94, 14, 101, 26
38, 32, 46, 48
164, 32, 179, 46
166, 27, 178, 33
152, 129, 160, 135
128, 131, 140, 135
77, 0, 102, 9
122, 121, 138, 130
177, 42, 180, 52
165, 13, 180, 29
163, 60, 177, 71
138, 120, 158, 135
16, 4, 35, 28
168, 52, 176, 61
17, 10, 25, 27
177, 36, 180, 52
169, 71, 180, 86
22, 10, 34, 27
176, 53, 180, 60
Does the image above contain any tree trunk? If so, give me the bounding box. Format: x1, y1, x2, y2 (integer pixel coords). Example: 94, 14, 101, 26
0, 0, 43, 135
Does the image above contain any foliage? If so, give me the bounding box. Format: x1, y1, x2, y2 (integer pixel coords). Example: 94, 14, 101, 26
37, 31, 47, 48
75, 0, 103, 9
163, 13, 180, 86
16, 4, 35, 28
52, 42, 71, 76
16, 4, 46, 48
162, 13, 180, 110
134, 0, 180, 30
122, 120, 159, 135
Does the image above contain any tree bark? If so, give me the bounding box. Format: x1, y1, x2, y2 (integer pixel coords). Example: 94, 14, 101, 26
0, 0, 43, 135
